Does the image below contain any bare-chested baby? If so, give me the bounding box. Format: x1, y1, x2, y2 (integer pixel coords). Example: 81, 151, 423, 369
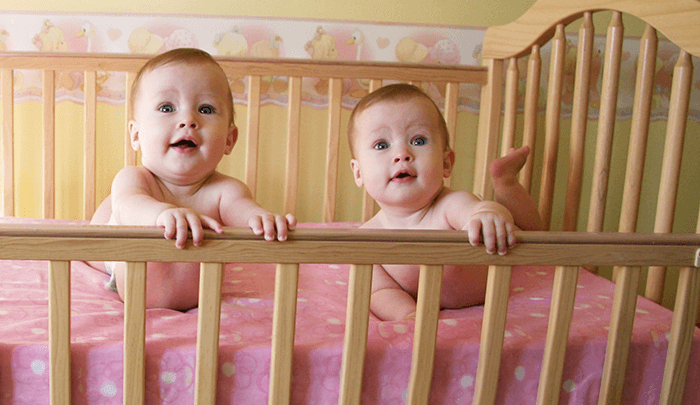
348, 83, 543, 321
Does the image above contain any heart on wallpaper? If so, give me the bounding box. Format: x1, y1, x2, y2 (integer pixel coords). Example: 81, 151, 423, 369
377, 37, 390, 49
108, 28, 122, 41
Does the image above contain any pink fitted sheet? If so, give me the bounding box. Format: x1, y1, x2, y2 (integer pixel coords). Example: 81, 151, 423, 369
1, 217, 699, 404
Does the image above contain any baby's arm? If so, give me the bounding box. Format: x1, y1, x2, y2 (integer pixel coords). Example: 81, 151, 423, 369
370, 264, 417, 321
110, 167, 222, 248
218, 178, 296, 241
443, 190, 516, 255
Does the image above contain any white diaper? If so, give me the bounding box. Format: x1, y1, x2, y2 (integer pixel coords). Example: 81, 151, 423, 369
104, 261, 118, 292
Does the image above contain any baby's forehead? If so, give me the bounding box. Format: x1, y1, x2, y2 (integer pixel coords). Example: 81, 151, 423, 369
359, 96, 441, 124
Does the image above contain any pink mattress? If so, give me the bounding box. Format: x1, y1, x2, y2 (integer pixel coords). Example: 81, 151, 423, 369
1, 217, 699, 404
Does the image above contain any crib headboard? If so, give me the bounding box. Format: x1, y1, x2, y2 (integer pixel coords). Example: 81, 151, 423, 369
474, 0, 700, 303
473, 2, 700, 403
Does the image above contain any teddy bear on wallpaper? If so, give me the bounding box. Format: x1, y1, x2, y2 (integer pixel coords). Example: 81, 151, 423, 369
32, 20, 67, 52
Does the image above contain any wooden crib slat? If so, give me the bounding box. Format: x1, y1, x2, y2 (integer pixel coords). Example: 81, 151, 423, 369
2, 68, 13, 216
443, 82, 459, 188
646, 50, 693, 304
124, 72, 136, 167
538, 24, 565, 230
473, 265, 511, 405
284, 77, 301, 217
84, 70, 97, 221
339, 264, 373, 405
562, 12, 593, 232
323, 77, 342, 222
407, 265, 443, 405
597, 265, 641, 405
520, 45, 541, 193
49, 260, 71, 405
536, 265, 579, 405
124, 261, 146, 405
474, 59, 504, 201
501, 57, 519, 155
269, 263, 299, 405
361, 79, 382, 221
194, 262, 224, 405
587, 12, 624, 233
43, 70, 56, 219
618, 25, 657, 234
612, 25, 657, 282
246, 75, 262, 198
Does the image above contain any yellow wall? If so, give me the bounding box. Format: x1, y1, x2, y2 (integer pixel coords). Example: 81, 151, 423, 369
5, 0, 537, 27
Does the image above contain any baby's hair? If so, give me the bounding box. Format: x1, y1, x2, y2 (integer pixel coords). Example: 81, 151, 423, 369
129, 48, 235, 126
347, 83, 451, 158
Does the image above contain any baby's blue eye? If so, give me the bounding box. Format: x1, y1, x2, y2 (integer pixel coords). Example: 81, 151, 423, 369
412, 137, 427, 146
158, 104, 174, 113
199, 105, 214, 114
373, 141, 389, 150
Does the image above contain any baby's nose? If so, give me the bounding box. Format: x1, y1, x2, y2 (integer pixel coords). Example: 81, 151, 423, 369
179, 120, 197, 129
179, 114, 198, 129
394, 150, 413, 163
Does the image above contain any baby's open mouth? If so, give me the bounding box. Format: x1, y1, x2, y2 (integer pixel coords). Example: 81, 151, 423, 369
392, 170, 415, 181
171, 140, 197, 148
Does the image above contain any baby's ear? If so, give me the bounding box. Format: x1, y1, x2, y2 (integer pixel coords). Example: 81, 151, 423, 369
350, 159, 363, 188
443, 149, 455, 177
128, 120, 140, 151
224, 126, 238, 155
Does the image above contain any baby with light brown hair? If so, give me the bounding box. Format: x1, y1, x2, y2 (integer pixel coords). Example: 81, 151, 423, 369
348, 83, 542, 321
91, 48, 296, 310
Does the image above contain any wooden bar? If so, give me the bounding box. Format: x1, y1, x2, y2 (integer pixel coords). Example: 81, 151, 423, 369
361, 79, 382, 221
646, 50, 693, 304
443, 82, 459, 188
538, 24, 566, 230
562, 12, 593, 232
246, 75, 262, 198
284, 77, 302, 217
473, 59, 504, 200
323, 77, 342, 222
124, 72, 137, 167
586, 12, 624, 233
1, 229, 700, 268
124, 261, 147, 405
520, 45, 541, 193
339, 264, 373, 405
597, 266, 641, 405
613, 24, 657, 281
269, 263, 299, 405
43, 70, 56, 219
407, 265, 443, 405
83, 70, 97, 221
2, 68, 13, 216
501, 57, 519, 155
618, 25, 657, 234
536, 266, 579, 405
194, 262, 224, 405
49, 260, 71, 405
473, 265, 512, 404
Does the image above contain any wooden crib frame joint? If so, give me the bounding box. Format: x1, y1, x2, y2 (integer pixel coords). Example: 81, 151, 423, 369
695, 248, 700, 268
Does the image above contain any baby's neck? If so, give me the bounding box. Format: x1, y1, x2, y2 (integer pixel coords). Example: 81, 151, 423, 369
376, 202, 434, 229
151, 170, 214, 201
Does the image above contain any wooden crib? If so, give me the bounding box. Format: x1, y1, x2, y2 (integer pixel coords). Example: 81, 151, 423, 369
1, 0, 700, 403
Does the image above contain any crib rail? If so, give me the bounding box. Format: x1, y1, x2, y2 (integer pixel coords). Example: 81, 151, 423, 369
1, 226, 699, 405
0, 52, 486, 222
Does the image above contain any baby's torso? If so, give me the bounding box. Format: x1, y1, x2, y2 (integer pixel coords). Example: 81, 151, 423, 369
363, 197, 488, 309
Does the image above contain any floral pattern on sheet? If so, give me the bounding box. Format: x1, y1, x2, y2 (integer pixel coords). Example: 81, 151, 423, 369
2, 12, 700, 120
1, 218, 699, 404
